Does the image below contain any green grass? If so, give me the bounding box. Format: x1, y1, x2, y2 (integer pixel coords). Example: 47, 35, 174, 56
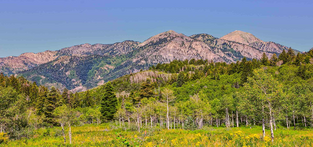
2, 124, 313, 147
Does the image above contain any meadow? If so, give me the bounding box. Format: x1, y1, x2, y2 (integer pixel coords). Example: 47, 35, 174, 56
2, 124, 313, 147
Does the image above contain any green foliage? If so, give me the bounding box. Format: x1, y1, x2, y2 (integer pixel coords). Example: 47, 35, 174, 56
101, 82, 118, 121
44, 87, 59, 124
1, 49, 313, 144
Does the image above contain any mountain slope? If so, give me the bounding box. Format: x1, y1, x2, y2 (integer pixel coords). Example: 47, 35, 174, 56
0, 30, 294, 92
0, 51, 58, 75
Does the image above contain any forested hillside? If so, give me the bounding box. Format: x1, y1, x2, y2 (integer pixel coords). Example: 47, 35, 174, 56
1, 48, 313, 146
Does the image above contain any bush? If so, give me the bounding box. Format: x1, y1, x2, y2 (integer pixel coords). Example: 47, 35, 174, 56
0, 132, 9, 144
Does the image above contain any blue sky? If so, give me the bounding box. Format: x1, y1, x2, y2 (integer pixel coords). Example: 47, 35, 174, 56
0, 0, 312, 57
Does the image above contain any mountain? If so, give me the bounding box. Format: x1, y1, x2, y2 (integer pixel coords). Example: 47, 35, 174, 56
0, 30, 293, 92
221, 30, 289, 53
0, 51, 58, 75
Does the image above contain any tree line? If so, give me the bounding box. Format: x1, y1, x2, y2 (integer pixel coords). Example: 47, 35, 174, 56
1, 47, 313, 143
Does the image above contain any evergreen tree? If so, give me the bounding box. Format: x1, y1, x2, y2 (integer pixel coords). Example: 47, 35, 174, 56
177, 72, 185, 87
279, 49, 288, 64
240, 61, 253, 84
61, 88, 69, 105
307, 48, 313, 57
270, 53, 278, 66
9, 75, 20, 92
297, 65, 307, 79
294, 53, 302, 66
240, 57, 247, 71
44, 87, 58, 124
261, 53, 269, 66
84, 90, 94, 107
36, 86, 48, 115
287, 47, 295, 62
100, 82, 118, 121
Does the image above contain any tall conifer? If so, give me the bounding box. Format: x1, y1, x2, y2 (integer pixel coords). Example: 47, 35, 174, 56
44, 87, 58, 124
101, 82, 117, 121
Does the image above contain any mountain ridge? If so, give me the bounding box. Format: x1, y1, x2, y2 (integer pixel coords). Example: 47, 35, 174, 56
0, 30, 296, 92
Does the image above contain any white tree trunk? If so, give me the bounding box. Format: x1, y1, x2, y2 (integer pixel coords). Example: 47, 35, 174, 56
286, 115, 289, 129
198, 117, 203, 129
137, 113, 140, 132
128, 117, 130, 129
273, 115, 276, 130
166, 96, 169, 130
225, 108, 230, 128
150, 115, 153, 128
262, 106, 265, 139
293, 110, 296, 130
160, 116, 162, 128
269, 103, 274, 142
231, 112, 234, 127
61, 123, 66, 143
69, 123, 72, 144
174, 117, 176, 129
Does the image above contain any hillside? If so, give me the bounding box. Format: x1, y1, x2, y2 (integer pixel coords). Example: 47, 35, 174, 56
1, 30, 294, 92
1, 47, 313, 146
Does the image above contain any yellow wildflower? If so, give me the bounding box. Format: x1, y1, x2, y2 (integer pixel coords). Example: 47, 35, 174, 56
146, 142, 153, 147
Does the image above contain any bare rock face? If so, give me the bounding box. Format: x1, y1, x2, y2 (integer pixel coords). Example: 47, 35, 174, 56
0, 50, 58, 75
221, 30, 264, 45
58, 40, 140, 56
135, 30, 226, 65
221, 30, 288, 54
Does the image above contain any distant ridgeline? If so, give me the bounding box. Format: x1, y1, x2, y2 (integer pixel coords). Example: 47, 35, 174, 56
1, 47, 313, 142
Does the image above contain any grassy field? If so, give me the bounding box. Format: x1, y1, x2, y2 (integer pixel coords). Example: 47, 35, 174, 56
2, 124, 313, 147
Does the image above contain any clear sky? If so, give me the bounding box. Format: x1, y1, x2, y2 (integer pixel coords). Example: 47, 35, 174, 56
0, 0, 312, 57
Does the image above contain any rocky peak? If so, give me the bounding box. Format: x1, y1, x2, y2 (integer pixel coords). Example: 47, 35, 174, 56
138, 30, 189, 47
220, 30, 264, 45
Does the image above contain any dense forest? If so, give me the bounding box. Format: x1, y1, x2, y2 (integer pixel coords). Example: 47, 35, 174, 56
1, 48, 313, 145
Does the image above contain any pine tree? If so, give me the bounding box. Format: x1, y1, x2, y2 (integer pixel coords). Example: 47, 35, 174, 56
240, 61, 253, 84
85, 90, 94, 107
287, 48, 295, 62
101, 82, 118, 121
61, 88, 69, 105
36, 86, 48, 115
44, 87, 58, 124
261, 53, 269, 66
279, 49, 288, 64
240, 57, 247, 71
177, 72, 185, 87
294, 53, 302, 66
9, 75, 20, 92
270, 53, 278, 66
